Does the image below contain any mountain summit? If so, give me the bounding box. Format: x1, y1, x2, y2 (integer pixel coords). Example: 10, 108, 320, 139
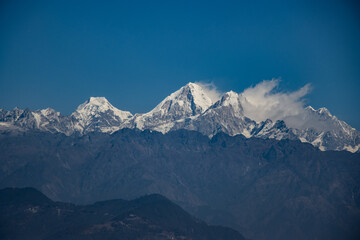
0, 83, 359, 152
71, 97, 132, 134
129, 82, 216, 133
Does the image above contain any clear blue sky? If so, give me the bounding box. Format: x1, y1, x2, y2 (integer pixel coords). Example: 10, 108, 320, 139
1, 0, 359, 129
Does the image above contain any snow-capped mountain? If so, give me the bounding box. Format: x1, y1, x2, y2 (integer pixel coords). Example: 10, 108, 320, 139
0, 97, 132, 135
246, 106, 360, 152
126, 82, 216, 133
0, 83, 359, 152
291, 106, 360, 152
159, 87, 359, 152
169, 91, 256, 137
0, 107, 70, 134
71, 97, 132, 134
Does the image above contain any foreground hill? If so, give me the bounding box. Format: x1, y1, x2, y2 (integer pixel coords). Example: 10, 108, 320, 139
0, 129, 359, 239
0, 187, 244, 240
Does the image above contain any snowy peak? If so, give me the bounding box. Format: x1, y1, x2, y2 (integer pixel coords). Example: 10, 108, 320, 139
0, 106, 66, 134
183, 82, 215, 113
181, 90, 253, 138
74, 97, 115, 114
40, 108, 60, 118
306, 106, 332, 118
317, 107, 332, 116
71, 97, 133, 134
153, 82, 214, 115
88, 96, 109, 105
132, 83, 216, 132
72, 97, 132, 123
0, 84, 359, 153
210, 91, 243, 114
302, 106, 342, 131
269, 105, 360, 152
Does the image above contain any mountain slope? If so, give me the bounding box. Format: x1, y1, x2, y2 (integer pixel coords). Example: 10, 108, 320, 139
293, 106, 360, 152
127, 82, 216, 133
169, 91, 256, 137
0, 97, 133, 136
71, 97, 133, 134
251, 106, 360, 152
0, 187, 245, 240
1, 129, 359, 240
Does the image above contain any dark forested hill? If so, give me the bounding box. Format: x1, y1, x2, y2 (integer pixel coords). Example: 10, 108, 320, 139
0, 129, 360, 240
0, 187, 244, 240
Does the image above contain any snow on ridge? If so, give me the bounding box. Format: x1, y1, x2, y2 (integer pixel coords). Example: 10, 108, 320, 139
317, 107, 332, 116
40, 108, 59, 116
136, 82, 214, 120
219, 91, 241, 108
72, 97, 132, 125
193, 82, 223, 102
1, 81, 359, 153
31, 112, 41, 128
343, 144, 360, 153
186, 82, 215, 112
163, 82, 214, 112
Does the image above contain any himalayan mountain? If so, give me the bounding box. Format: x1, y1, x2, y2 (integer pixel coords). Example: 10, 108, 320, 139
1, 82, 359, 152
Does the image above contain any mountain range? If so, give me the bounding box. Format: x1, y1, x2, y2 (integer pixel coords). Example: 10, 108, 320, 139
0, 82, 359, 152
1, 82, 360, 240
1, 82, 359, 152
1, 129, 360, 240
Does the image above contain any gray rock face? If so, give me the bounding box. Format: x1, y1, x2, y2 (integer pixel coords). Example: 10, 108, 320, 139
0, 83, 359, 152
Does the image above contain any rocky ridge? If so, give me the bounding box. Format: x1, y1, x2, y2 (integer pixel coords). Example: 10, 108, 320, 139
1, 82, 359, 152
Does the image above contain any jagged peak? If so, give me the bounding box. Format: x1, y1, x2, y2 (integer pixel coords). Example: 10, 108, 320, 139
174, 82, 210, 99
87, 96, 110, 105
72, 97, 132, 123
185, 82, 199, 89
209, 91, 243, 114
221, 91, 240, 102
305, 106, 332, 117
225, 90, 238, 97
76, 97, 117, 112
40, 108, 59, 117
305, 106, 315, 112
151, 82, 214, 114
317, 107, 332, 116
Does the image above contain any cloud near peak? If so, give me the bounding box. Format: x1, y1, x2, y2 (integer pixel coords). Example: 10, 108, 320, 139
195, 81, 223, 103
239, 79, 311, 123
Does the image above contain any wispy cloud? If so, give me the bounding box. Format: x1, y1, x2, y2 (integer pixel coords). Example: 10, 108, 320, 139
239, 79, 311, 123
195, 81, 223, 102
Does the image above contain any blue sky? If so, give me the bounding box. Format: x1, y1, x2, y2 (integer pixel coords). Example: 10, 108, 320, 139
1, 0, 359, 129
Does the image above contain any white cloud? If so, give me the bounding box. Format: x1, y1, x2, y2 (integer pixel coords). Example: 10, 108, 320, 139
239, 79, 311, 126
195, 81, 223, 102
